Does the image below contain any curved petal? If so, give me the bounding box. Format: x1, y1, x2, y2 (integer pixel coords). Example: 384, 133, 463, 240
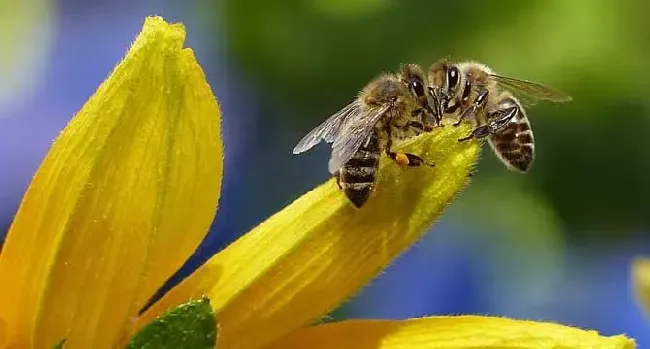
266, 316, 635, 349
139, 122, 480, 348
0, 16, 223, 349
632, 257, 650, 317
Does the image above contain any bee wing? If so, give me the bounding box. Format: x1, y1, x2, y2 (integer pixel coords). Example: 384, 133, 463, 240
292, 100, 361, 154
327, 103, 390, 174
490, 74, 572, 107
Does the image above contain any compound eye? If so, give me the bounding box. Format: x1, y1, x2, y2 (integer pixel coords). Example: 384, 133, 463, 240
447, 66, 460, 89
410, 78, 425, 97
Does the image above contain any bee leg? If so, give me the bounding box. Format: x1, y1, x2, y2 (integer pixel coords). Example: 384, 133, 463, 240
427, 86, 444, 128
458, 103, 518, 142
385, 138, 435, 167
409, 110, 437, 132
410, 108, 425, 118
458, 124, 491, 142
406, 120, 426, 132
394, 152, 435, 167
486, 103, 518, 132
453, 88, 489, 127
333, 170, 343, 189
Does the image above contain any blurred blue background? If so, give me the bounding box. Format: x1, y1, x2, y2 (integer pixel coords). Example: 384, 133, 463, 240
1, 0, 649, 345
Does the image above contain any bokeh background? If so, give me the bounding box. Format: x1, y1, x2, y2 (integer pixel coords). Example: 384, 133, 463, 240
2, 0, 649, 345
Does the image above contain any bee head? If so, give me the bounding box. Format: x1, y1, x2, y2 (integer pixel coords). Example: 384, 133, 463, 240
362, 75, 410, 108
427, 60, 449, 91
398, 64, 427, 99
429, 60, 461, 96
445, 66, 461, 94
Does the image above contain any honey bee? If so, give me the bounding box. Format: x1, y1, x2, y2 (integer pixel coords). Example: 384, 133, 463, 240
427, 59, 572, 172
292, 64, 438, 208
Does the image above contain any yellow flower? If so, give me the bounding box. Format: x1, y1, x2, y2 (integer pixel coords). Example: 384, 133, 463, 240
0, 17, 223, 348
0, 15, 635, 349
264, 316, 634, 349
632, 257, 650, 317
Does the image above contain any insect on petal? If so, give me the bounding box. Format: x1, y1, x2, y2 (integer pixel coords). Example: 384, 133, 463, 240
138, 122, 480, 349
0, 16, 223, 349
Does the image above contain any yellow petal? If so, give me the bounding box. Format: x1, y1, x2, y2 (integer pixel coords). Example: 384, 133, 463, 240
138, 121, 479, 349
631, 257, 650, 316
0, 317, 5, 346
0, 16, 223, 349
266, 316, 635, 349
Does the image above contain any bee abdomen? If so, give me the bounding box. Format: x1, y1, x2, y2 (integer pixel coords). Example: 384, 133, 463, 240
340, 164, 378, 208
340, 181, 375, 208
490, 120, 535, 173
342, 164, 376, 183
339, 146, 380, 208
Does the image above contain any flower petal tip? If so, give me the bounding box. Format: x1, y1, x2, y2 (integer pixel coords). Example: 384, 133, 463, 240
0, 15, 223, 348
143, 16, 186, 43
129, 16, 186, 55
610, 335, 636, 349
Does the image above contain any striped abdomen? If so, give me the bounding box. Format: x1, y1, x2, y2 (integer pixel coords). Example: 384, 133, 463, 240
488, 116, 535, 172
335, 130, 382, 208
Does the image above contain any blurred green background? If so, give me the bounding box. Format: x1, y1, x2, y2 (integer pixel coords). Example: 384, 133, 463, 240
1, 0, 649, 345
209, 0, 650, 339
215, 0, 650, 236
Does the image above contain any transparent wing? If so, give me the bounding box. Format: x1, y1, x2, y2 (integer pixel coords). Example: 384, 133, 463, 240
292, 100, 361, 154
491, 74, 572, 107
327, 104, 390, 174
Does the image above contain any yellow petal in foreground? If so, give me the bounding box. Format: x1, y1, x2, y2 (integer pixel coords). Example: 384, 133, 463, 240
0, 16, 223, 349
266, 316, 635, 349
632, 257, 650, 316
139, 122, 479, 348
0, 317, 5, 346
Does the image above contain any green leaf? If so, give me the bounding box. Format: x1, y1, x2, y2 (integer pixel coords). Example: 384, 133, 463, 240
126, 297, 217, 349
52, 339, 66, 349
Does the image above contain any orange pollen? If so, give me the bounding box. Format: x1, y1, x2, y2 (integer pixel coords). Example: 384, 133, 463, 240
395, 153, 409, 167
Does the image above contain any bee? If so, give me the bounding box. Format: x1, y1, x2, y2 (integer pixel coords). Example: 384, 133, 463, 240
427, 59, 572, 172
292, 64, 438, 208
